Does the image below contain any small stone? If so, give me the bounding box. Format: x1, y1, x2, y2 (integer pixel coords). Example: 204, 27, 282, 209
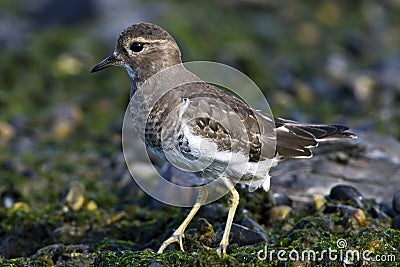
330, 184, 363, 208
350, 208, 368, 229
269, 205, 292, 221
85, 200, 98, 211
63, 181, 86, 212
393, 190, 400, 214
313, 194, 327, 211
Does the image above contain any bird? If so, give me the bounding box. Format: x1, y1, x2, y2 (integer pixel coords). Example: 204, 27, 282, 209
91, 22, 355, 254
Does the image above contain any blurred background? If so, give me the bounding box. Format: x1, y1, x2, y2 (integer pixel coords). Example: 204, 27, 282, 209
1, 0, 400, 262
1, 0, 400, 207
1, 0, 400, 210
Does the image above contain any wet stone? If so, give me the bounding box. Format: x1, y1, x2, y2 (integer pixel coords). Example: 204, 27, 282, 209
350, 208, 368, 229
329, 184, 363, 208
241, 216, 266, 235
214, 223, 267, 247
393, 190, 400, 214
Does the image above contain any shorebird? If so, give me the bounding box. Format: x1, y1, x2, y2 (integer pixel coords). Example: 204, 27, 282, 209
91, 22, 355, 254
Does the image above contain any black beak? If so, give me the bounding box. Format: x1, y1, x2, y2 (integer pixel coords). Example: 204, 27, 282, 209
90, 54, 119, 73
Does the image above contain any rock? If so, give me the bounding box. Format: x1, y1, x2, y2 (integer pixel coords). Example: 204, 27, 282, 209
62, 181, 86, 212
393, 190, 400, 214
214, 223, 267, 247
313, 194, 327, 211
350, 208, 368, 229
241, 217, 266, 235
85, 200, 98, 211
329, 185, 363, 208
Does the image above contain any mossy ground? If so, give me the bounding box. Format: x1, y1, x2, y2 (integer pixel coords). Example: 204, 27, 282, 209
1, 1, 400, 266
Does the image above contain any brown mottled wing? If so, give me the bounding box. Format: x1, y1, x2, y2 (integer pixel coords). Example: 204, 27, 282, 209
274, 117, 355, 158
146, 82, 276, 162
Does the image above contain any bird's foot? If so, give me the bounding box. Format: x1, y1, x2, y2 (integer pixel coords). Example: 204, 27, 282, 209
157, 230, 185, 253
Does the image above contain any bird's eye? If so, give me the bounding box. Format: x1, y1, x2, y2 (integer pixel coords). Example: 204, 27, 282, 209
129, 42, 144, 53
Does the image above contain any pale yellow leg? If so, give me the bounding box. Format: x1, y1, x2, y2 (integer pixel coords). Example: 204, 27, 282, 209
217, 179, 239, 255
157, 188, 207, 253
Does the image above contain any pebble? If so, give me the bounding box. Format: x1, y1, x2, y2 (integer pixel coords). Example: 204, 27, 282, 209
85, 200, 98, 212
269, 205, 292, 221
350, 208, 368, 229
313, 194, 327, 211
63, 181, 86, 212
393, 190, 400, 213
329, 184, 363, 208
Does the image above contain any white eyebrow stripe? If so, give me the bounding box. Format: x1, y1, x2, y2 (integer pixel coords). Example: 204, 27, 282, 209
130, 37, 166, 43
